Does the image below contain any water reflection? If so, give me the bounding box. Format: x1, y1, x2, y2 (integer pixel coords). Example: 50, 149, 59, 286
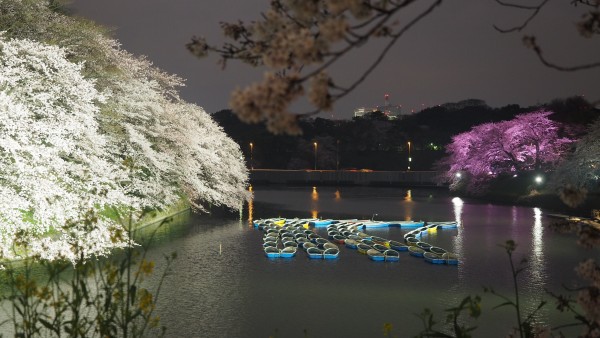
247, 185, 254, 227
402, 189, 413, 220
530, 207, 545, 281
452, 197, 465, 289
452, 197, 463, 227
311, 186, 319, 218
145, 187, 589, 338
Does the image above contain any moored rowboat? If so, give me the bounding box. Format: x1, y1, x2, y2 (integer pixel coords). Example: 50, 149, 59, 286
384, 249, 400, 262
323, 248, 340, 259
280, 246, 297, 258
307, 247, 324, 259
423, 252, 444, 264
367, 249, 385, 261
357, 243, 371, 254
443, 252, 459, 265
408, 246, 425, 257
264, 246, 280, 258
389, 240, 408, 251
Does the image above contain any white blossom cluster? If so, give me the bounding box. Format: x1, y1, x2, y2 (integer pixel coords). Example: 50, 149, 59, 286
0, 0, 250, 262
0, 36, 130, 261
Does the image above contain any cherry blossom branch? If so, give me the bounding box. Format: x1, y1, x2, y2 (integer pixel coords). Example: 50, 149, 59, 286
494, 0, 600, 72
187, 0, 445, 134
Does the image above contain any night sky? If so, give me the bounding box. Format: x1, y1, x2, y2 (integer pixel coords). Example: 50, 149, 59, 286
69, 0, 599, 119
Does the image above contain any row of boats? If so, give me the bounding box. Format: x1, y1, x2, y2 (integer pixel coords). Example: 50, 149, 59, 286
402, 222, 459, 264
254, 218, 459, 265
261, 219, 340, 259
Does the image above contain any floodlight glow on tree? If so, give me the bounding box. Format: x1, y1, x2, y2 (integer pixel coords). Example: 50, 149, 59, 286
441, 110, 573, 193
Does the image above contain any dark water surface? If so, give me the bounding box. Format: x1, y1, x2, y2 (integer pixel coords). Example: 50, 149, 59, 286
144, 186, 594, 338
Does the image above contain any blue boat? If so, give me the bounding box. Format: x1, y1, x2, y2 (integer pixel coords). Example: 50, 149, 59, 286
344, 239, 358, 249
384, 249, 400, 262
372, 243, 388, 253
307, 247, 324, 259
314, 238, 329, 246
263, 235, 278, 243
295, 237, 308, 246
281, 236, 294, 243
264, 247, 280, 258
367, 249, 385, 261
357, 243, 371, 254
388, 240, 408, 251
332, 234, 346, 244
428, 221, 458, 229
416, 242, 432, 251
322, 243, 338, 250
347, 234, 362, 241
424, 252, 445, 264
361, 221, 390, 229
370, 236, 388, 245
327, 231, 339, 239
408, 246, 425, 258
443, 253, 459, 265
309, 219, 333, 227
302, 242, 316, 251
361, 239, 375, 246
280, 246, 297, 258
283, 241, 298, 248
405, 237, 420, 246
263, 241, 277, 248
388, 220, 425, 228
323, 248, 340, 259
430, 246, 447, 255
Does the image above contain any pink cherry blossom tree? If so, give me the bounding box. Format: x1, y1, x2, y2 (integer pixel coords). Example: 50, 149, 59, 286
440, 110, 574, 193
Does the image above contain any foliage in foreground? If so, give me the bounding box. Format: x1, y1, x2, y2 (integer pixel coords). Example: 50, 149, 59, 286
414, 236, 599, 338
0, 214, 175, 337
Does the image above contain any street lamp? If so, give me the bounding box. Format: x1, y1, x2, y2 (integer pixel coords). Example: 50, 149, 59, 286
407, 141, 411, 171
249, 142, 253, 170
313, 142, 318, 170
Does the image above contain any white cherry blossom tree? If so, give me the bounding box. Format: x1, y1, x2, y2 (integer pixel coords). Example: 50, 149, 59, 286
0, 36, 130, 261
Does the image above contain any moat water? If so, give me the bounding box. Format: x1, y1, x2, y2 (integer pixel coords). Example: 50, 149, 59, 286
142, 186, 593, 338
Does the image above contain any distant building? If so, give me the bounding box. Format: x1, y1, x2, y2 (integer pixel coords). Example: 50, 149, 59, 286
353, 94, 408, 120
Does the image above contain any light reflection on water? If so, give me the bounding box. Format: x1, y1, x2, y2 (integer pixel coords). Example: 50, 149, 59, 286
143, 186, 590, 338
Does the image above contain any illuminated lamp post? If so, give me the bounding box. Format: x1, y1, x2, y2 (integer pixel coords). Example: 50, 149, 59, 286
249, 142, 254, 170
313, 142, 318, 170
407, 141, 411, 171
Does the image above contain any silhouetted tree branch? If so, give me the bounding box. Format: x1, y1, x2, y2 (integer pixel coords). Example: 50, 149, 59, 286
187, 0, 443, 134
494, 0, 600, 73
